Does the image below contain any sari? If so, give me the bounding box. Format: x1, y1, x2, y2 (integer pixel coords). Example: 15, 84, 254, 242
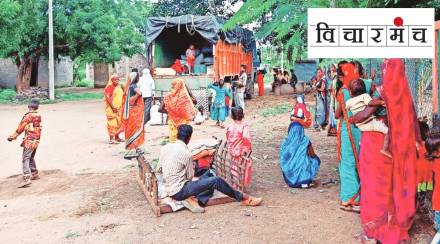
164, 78, 197, 142
104, 75, 124, 138
257, 72, 264, 96
416, 142, 433, 192
280, 96, 320, 188
226, 121, 252, 189
121, 72, 145, 159
360, 59, 418, 243
314, 78, 327, 129
336, 63, 371, 205
327, 77, 338, 136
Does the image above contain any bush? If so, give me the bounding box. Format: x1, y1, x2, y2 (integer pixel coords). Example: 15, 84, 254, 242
74, 79, 93, 88
0, 88, 17, 102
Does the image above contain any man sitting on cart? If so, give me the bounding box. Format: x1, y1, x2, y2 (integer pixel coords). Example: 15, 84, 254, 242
156, 124, 263, 213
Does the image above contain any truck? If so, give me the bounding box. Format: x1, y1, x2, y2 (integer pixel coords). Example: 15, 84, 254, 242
144, 15, 260, 99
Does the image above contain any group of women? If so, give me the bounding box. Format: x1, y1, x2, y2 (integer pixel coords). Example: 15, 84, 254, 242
106, 61, 424, 243
280, 59, 421, 244
104, 72, 146, 159
104, 72, 197, 159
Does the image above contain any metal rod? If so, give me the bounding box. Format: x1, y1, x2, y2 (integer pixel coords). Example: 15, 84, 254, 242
48, 0, 55, 100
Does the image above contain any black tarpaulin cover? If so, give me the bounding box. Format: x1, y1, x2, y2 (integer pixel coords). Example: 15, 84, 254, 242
145, 15, 255, 52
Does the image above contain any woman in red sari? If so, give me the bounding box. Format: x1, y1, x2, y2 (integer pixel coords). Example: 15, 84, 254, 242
352, 59, 418, 243
121, 72, 145, 159
256, 70, 264, 96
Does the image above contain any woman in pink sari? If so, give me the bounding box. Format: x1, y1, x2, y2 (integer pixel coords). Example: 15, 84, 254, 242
351, 59, 418, 243
226, 107, 252, 190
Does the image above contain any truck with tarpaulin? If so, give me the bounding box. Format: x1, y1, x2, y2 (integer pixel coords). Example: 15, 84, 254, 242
144, 15, 260, 100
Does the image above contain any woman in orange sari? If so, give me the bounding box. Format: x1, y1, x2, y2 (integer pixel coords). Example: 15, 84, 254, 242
163, 78, 197, 142
121, 72, 145, 159
104, 75, 124, 144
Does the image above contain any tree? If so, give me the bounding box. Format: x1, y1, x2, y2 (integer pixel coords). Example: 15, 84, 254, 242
152, 0, 240, 17
224, 0, 366, 62
368, 0, 440, 19
225, 0, 438, 62
0, 0, 151, 91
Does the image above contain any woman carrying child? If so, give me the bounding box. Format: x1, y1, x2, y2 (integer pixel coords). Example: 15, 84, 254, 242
335, 62, 363, 210
352, 59, 418, 243
208, 79, 232, 127
226, 107, 252, 189
279, 95, 320, 188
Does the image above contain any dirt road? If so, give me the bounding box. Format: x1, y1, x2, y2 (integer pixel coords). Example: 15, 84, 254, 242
0, 93, 431, 243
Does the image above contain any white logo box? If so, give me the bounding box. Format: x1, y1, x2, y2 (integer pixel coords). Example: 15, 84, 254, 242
307, 8, 435, 59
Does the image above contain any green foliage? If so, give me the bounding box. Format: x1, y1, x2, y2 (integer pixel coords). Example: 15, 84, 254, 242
224, 0, 378, 60
0, 88, 17, 103
74, 79, 94, 88
0, 0, 47, 60
368, 0, 440, 20
152, 0, 240, 17
56, 91, 103, 101
0, 0, 152, 65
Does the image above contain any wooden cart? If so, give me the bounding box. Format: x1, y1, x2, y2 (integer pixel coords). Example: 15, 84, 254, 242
136, 140, 251, 217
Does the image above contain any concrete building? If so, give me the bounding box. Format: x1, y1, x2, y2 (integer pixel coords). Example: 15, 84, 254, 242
87, 54, 148, 88
0, 57, 73, 89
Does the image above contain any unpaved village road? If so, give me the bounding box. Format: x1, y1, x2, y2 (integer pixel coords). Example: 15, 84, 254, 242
0, 91, 431, 243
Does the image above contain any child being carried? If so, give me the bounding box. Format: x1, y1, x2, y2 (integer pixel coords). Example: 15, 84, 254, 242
345, 79, 391, 158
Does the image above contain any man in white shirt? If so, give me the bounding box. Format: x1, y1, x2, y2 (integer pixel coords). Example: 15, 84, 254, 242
235, 64, 247, 110
156, 124, 263, 213
138, 69, 155, 125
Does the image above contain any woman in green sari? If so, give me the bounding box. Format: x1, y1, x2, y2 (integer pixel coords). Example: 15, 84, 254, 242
335, 61, 375, 211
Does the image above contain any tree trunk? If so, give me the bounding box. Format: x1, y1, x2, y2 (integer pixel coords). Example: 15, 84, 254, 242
16, 55, 40, 92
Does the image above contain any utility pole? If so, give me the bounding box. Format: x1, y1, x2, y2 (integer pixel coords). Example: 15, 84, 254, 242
281, 43, 284, 73
48, 0, 55, 100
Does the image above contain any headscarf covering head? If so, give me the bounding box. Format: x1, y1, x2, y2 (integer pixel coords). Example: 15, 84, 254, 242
142, 69, 150, 75
171, 78, 185, 90
296, 94, 305, 104
110, 74, 119, 82
106, 74, 119, 87
129, 72, 138, 83
164, 78, 197, 123
340, 63, 360, 87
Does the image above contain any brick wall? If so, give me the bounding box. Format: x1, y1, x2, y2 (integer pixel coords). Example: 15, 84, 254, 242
114, 54, 148, 79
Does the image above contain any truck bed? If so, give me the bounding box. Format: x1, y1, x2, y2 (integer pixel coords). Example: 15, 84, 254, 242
153, 75, 215, 93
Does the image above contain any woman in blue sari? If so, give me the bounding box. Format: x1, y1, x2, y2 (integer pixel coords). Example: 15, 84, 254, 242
327, 64, 338, 136
280, 95, 321, 188
314, 68, 328, 131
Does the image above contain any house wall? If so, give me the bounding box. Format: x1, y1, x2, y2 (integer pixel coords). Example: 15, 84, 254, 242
0, 57, 73, 89
87, 54, 148, 87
